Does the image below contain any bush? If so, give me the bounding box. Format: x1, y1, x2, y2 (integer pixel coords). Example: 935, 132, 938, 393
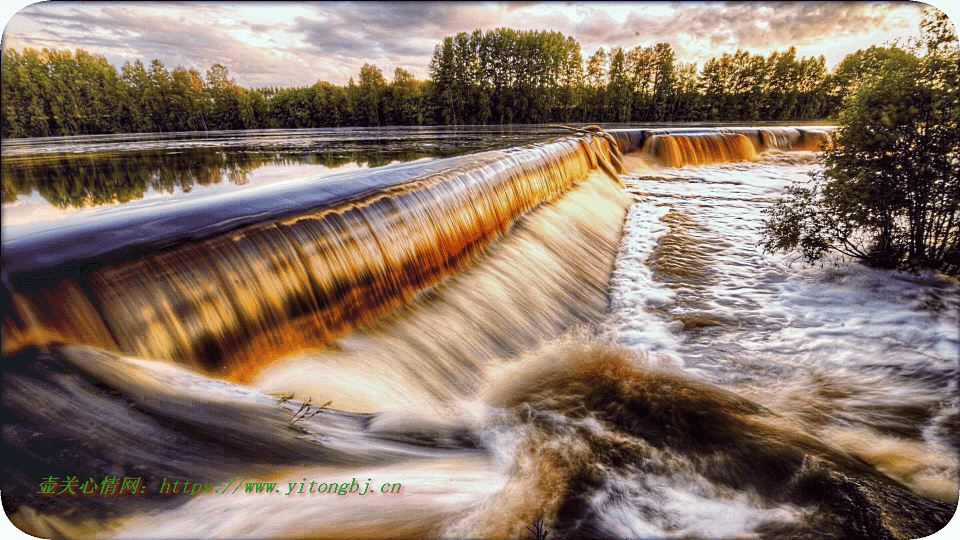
762, 11, 959, 276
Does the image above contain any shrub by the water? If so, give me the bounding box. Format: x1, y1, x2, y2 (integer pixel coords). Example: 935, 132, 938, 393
762, 11, 959, 276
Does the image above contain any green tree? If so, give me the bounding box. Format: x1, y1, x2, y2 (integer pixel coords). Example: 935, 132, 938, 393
650, 43, 679, 121
206, 63, 244, 129
672, 61, 701, 121
699, 55, 729, 120
763, 47, 802, 118
2, 49, 56, 137
357, 63, 386, 126
170, 67, 209, 131
605, 47, 632, 122
558, 35, 584, 122
120, 60, 156, 132
4, 31, 901, 136
386, 68, 425, 125
585, 48, 608, 121
147, 60, 173, 131
762, 11, 959, 275
822, 46, 914, 119
45, 49, 85, 135
77, 50, 124, 133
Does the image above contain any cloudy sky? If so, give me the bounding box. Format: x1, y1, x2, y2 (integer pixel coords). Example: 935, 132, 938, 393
2, 1, 955, 89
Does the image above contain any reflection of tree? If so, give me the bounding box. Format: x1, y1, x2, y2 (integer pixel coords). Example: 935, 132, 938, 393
3, 151, 263, 209
0, 146, 459, 209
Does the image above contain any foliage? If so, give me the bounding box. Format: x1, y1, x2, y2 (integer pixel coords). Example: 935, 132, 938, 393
762, 11, 959, 275
1, 25, 891, 138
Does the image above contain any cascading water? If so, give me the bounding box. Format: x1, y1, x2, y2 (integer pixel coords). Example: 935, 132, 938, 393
2, 125, 955, 540
3, 136, 615, 380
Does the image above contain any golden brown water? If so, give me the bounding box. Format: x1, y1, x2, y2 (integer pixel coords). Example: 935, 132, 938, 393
1, 127, 830, 382
3, 137, 610, 382
642, 133, 757, 167
637, 127, 831, 168
244, 171, 632, 413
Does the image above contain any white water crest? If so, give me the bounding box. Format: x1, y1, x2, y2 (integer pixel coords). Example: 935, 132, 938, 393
606, 158, 959, 505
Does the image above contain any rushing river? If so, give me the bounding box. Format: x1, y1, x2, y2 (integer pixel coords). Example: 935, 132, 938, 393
2, 126, 957, 539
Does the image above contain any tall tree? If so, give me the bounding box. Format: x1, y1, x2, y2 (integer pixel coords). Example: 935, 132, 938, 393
606, 47, 632, 122
357, 63, 386, 126
585, 48, 608, 121
650, 43, 679, 121
429, 36, 459, 124
763, 11, 959, 275
120, 60, 153, 132
205, 63, 244, 129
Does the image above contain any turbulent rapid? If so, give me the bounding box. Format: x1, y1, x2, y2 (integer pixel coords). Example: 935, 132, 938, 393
2, 126, 957, 539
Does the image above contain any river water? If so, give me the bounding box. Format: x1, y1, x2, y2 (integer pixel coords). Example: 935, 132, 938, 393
2, 126, 957, 539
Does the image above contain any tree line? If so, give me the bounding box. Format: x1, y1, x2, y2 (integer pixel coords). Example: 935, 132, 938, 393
1, 28, 897, 138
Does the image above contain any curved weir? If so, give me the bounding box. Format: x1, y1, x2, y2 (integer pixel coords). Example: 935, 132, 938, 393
2, 133, 625, 380
2, 127, 830, 380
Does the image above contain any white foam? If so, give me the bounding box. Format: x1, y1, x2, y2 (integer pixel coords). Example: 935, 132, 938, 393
594, 467, 803, 539
605, 160, 958, 477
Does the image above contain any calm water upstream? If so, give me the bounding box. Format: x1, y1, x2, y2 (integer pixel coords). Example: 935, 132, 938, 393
2, 126, 569, 229
2, 125, 957, 539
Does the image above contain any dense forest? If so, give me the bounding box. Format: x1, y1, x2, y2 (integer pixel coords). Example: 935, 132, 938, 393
1, 27, 901, 138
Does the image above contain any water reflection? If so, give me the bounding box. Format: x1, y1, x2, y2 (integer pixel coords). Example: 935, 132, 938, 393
1, 126, 567, 225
